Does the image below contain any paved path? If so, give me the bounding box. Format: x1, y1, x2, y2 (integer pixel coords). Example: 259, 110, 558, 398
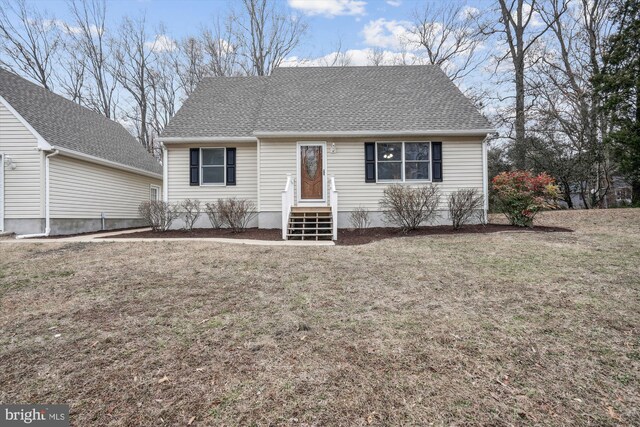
1, 228, 335, 246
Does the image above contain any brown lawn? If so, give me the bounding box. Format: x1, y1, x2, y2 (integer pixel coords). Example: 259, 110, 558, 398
1, 209, 639, 426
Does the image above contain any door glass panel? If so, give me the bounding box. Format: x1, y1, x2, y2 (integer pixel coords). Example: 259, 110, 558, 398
302, 146, 320, 179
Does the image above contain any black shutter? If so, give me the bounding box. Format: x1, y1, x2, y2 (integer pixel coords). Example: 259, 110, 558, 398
365, 142, 376, 183
226, 147, 236, 186
189, 148, 199, 186
432, 141, 442, 182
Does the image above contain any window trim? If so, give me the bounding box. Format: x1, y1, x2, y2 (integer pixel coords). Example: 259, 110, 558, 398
149, 184, 161, 201
200, 147, 226, 186
375, 141, 432, 183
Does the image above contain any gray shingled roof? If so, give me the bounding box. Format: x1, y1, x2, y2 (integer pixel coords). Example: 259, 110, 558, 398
161, 76, 268, 138
161, 65, 491, 139
0, 67, 161, 175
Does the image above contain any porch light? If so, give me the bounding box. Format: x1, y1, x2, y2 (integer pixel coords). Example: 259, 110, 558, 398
330, 142, 336, 154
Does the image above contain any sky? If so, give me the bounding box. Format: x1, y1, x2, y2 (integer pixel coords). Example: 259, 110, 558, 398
29, 0, 493, 67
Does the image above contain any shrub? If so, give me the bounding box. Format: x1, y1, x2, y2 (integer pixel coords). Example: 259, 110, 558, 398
181, 199, 201, 231
380, 184, 440, 232
204, 202, 224, 229
492, 171, 559, 227
349, 207, 371, 234
217, 198, 256, 233
448, 189, 484, 230
138, 201, 180, 232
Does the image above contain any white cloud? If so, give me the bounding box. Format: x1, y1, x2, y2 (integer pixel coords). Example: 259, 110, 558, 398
287, 0, 367, 17
40, 19, 102, 37
281, 48, 423, 67
145, 34, 177, 53
518, 3, 544, 27
459, 6, 480, 20
386, 0, 402, 6
361, 18, 419, 50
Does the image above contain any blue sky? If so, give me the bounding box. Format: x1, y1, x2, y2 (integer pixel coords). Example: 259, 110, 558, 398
31, 0, 487, 65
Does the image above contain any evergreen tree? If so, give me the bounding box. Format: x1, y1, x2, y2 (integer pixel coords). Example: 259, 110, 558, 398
595, 0, 640, 202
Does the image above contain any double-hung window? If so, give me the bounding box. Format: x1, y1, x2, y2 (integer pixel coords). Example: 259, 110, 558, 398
200, 148, 225, 185
376, 142, 431, 182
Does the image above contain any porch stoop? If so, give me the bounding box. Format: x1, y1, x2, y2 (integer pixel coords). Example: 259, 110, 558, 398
287, 207, 333, 241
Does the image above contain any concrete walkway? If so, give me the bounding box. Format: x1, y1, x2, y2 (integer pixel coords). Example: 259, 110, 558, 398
1, 227, 335, 246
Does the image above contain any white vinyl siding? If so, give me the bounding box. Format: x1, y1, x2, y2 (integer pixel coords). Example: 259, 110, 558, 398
49, 155, 162, 218
0, 101, 43, 218
166, 143, 257, 204
258, 136, 484, 212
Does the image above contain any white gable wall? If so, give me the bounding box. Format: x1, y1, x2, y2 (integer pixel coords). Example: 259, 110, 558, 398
0, 101, 44, 224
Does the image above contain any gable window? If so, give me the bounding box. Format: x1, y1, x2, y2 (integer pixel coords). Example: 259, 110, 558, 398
201, 148, 225, 185
376, 142, 430, 182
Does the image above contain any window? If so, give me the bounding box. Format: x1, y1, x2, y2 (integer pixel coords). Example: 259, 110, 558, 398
376, 142, 430, 182
150, 185, 160, 201
201, 148, 225, 184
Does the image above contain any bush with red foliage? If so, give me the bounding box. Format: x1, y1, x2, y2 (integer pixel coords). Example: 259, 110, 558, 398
492, 171, 559, 227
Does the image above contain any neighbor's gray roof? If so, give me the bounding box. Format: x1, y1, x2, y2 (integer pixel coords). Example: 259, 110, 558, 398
161, 65, 491, 139
0, 67, 161, 175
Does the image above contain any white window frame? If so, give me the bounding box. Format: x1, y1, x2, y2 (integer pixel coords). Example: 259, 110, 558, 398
149, 184, 161, 201
200, 147, 226, 186
375, 141, 431, 183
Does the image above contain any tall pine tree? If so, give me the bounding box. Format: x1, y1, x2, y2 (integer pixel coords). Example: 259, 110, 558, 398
595, 0, 640, 202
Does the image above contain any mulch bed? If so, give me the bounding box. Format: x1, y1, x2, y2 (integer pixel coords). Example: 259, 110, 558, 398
103, 224, 572, 245
337, 223, 572, 245
104, 227, 283, 240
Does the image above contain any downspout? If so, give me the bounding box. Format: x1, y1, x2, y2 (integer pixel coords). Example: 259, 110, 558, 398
161, 142, 168, 203
16, 149, 59, 238
482, 138, 489, 224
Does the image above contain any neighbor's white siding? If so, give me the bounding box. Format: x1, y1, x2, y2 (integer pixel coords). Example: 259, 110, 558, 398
258, 136, 485, 212
49, 154, 162, 218
166, 142, 258, 205
0, 101, 43, 219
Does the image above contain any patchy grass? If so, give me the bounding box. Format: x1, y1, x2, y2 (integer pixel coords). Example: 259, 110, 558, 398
1, 209, 639, 426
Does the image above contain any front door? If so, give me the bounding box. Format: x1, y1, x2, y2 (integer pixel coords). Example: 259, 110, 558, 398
298, 143, 325, 202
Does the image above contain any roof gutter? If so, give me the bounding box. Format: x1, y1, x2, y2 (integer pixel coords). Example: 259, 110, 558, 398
52, 146, 162, 179
252, 129, 497, 138
158, 136, 258, 143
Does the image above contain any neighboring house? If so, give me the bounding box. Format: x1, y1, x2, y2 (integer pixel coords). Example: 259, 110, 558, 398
159, 66, 494, 240
0, 68, 162, 236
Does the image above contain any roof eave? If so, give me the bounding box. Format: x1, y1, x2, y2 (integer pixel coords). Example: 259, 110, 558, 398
52, 146, 162, 179
158, 136, 258, 143
252, 129, 497, 138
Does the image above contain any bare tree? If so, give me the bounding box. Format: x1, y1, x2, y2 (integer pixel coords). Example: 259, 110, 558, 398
367, 47, 386, 66
320, 37, 352, 67
202, 16, 243, 76
112, 16, 156, 152
174, 36, 207, 97
149, 47, 181, 155
528, 0, 614, 206
412, 2, 488, 81
233, 0, 307, 76
67, 0, 119, 118
0, 0, 61, 90
57, 47, 86, 103
490, 0, 568, 169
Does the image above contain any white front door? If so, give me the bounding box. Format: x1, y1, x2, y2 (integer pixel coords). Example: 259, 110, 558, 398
0, 153, 4, 232
296, 142, 326, 205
